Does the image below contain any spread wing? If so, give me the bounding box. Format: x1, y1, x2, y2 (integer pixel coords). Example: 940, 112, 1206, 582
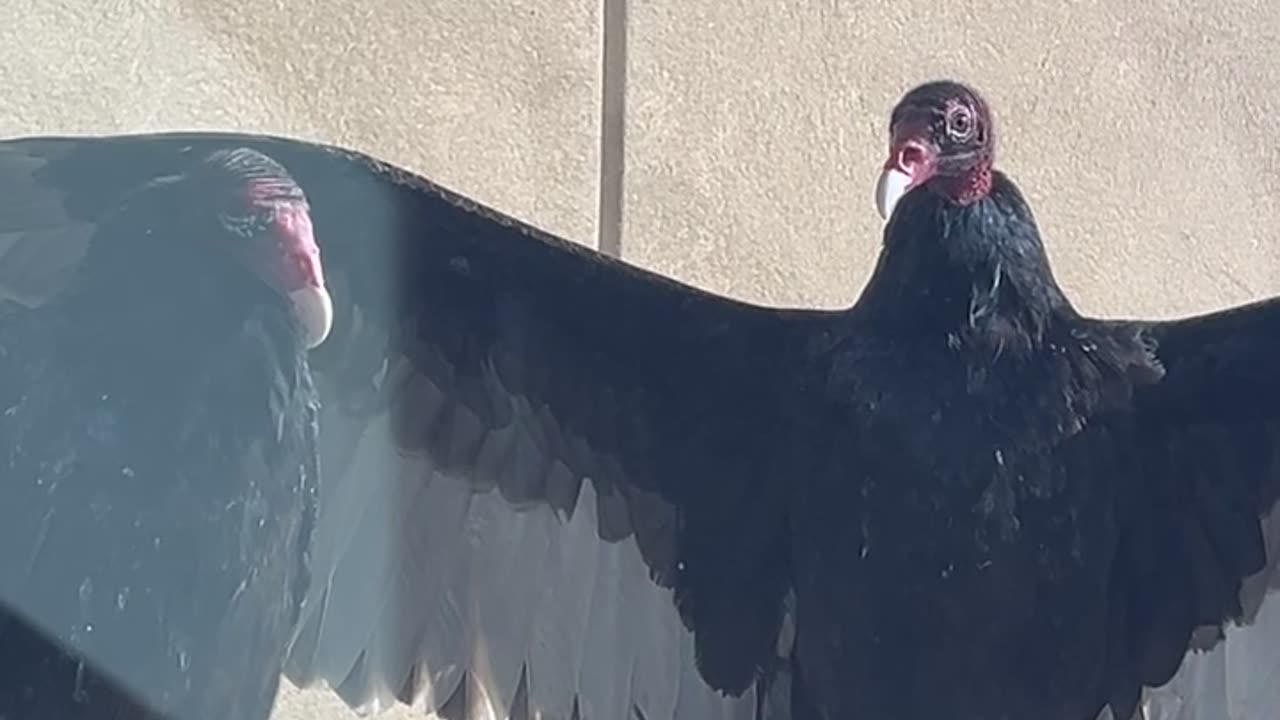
1085, 301, 1280, 720
0, 133, 818, 719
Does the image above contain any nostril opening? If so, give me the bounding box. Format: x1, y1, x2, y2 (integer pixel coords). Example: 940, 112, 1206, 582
898, 144, 927, 171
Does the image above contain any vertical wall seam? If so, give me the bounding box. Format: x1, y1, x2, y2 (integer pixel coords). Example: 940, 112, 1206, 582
596, 0, 627, 258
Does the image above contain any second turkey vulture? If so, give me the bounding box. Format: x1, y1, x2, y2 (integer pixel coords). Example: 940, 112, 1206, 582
0, 135, 790, 720
0, 79, 1277, 720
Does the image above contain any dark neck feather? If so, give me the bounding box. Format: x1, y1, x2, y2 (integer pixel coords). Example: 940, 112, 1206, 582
57, 216, 301, 404
857, 170, 1075, 352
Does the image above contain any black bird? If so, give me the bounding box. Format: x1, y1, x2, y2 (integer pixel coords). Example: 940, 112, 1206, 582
0, 79, 1277, 720
0, 148, 327, 720
0, 138, 786, 720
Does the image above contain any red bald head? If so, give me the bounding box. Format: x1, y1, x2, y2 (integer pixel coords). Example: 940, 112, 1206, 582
875, 81, 997, 220
196, 148, 333, 348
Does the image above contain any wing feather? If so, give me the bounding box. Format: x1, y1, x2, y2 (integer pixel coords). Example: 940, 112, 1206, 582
1080, 303, 1280, 719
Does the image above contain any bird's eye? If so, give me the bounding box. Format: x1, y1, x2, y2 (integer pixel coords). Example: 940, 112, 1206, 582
946, 107, 975, 141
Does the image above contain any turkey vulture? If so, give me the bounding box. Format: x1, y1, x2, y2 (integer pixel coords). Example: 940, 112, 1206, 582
0, 136, 789, 720
0, 79, 1277, 720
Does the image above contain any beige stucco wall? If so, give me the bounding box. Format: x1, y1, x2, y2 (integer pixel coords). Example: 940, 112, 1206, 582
1, 1, 1277, 718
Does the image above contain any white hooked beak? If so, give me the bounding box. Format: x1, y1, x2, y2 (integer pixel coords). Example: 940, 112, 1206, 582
288, 285, 334, 349
874, 167, 914, 221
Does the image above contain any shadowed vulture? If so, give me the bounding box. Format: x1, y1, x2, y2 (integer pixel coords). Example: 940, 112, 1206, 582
0, 80, 1277, 720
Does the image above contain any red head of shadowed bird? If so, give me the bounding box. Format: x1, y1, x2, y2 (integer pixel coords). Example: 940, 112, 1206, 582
875, 80, 997, 221
197, 147, 334, 349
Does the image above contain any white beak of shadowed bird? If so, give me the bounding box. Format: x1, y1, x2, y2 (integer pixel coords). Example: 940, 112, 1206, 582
289, 284, 334, 349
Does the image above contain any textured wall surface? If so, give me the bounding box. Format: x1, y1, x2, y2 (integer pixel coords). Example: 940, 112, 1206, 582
1, 0, 1277, 718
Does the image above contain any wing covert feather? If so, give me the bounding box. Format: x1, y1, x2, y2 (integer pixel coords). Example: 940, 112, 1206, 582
1082, 301, 1280, 719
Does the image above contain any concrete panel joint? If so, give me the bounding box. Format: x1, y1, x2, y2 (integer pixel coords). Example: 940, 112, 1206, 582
597, 0, 627, 258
